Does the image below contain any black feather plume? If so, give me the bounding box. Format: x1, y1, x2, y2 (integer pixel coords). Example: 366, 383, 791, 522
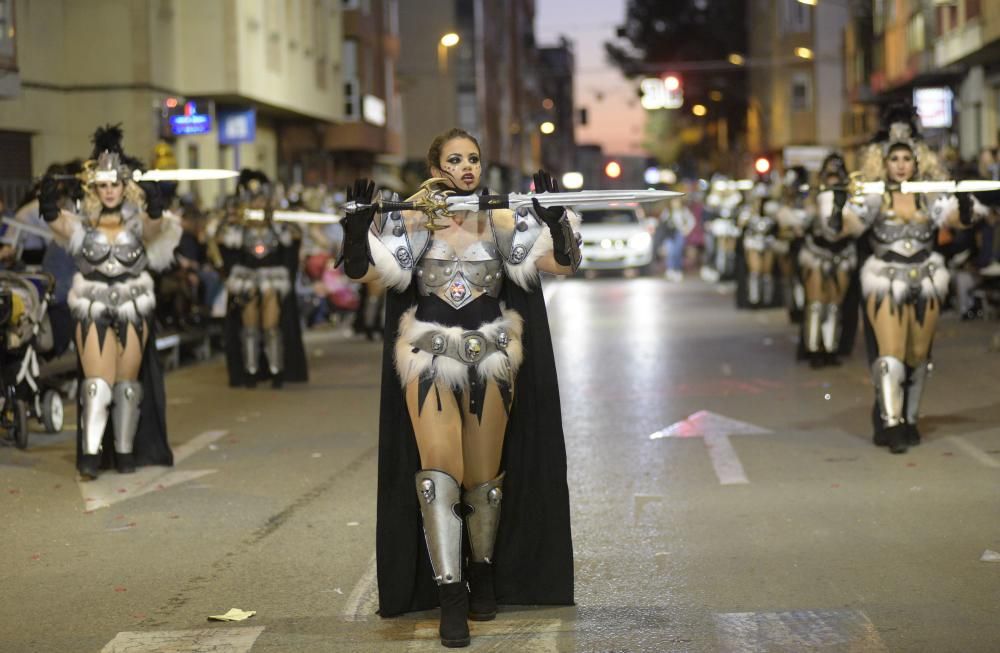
90, 123, 125, 158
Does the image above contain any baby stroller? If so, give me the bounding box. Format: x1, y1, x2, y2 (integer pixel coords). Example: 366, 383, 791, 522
0, 271, 63, 449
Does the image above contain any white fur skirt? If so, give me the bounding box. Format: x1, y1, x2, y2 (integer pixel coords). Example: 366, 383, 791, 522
68, 272, 155, 324
860, 253, 949, 306
394, 306, 524, 390
226, 264, 291, 298
798, 237, 858, 277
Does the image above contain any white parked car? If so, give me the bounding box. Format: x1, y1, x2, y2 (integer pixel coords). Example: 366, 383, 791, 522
575, 204, 655, 274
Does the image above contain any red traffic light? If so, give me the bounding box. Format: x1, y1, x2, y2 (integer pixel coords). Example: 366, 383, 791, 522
754, 157, 771, 175
664, 75, 681, 91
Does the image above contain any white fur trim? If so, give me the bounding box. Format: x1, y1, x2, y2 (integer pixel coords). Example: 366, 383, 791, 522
68, 272, 156, 322
219, 224, 243, 249
393, 305, 524, 389
145, 213, 182, 271
929, 194, 958, 228
503, 209, 582, 291
860, 253, 949, 305
226, 265, 290, 297
798, 239, 857, 275
65, 219, 86, 255
368, 228, 412, 291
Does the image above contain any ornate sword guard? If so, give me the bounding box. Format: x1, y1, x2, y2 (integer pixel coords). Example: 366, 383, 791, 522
415, 177, 455, 231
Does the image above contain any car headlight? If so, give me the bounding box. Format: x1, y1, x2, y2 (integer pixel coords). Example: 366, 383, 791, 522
627, 232, 651, 250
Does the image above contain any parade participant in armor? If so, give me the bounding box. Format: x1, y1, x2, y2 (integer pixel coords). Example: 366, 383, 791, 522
216, 170, 308, 388
798, 154, 859, 367
703, 176, 741, 281
818, 105, 987, 453
775, 166, 810, 321
737, 177, 780, 307
38, 125, 180, 479
341, 128, 577, 648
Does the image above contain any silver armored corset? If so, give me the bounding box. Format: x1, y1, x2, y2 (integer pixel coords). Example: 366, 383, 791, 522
415, 238, 504, 310
242, 225, 281, 261
869, 217, 934, 260
77, 226, 147, 278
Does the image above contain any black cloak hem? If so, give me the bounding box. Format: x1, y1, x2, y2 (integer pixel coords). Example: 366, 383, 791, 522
375, 277, 575, 618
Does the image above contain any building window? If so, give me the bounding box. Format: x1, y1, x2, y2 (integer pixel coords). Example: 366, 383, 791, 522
0, 0, 15, 68
966, 0, 981, 21
791, 72, 812, 112
782, 0, 810, 33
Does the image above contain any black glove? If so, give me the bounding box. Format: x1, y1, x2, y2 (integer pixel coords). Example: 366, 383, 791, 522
957, 192, 973, 226
139, 181, 164, 219
39, 176, 61, 222
341, 178, 377, 278
531, 169, 580, 270
829, 189, 847, 234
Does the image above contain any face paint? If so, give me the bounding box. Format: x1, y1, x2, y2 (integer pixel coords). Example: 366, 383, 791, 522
432, 137, 482, 192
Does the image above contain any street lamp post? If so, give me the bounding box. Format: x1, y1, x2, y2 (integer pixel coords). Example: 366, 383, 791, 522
438, 32, 460, 74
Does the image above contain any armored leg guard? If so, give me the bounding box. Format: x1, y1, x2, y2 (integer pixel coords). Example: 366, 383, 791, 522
820, 303, 842, 354
80, 378, 113, 479
761, 274, 776, 305
872, 356, 907, 453
112, 381, 143, 473
793, 280, 806, 314
263, 328, 284, 376
241, 327, 260, 380
747, 272, 761, 305
905, 361, 931, 446
415, 469, 469, 648
804, 302, 823, 354
463, 473, 504, 621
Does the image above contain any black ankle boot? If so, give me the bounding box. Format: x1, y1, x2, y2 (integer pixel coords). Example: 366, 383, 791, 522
78, 454, 101, 480
466, 561, 497, 621
884, 424, 908, 454
438, 582, 470, 648
116, 453, 136, 474
809, 352, 825, 369
872, 404, 888, 447
271, 374, 284, 389
905, 423, 921, 446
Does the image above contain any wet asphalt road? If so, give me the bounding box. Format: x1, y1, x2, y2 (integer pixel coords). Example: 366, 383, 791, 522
2, 276, 999, 652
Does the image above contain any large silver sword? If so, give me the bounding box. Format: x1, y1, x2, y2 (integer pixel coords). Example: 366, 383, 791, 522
52, 168, 240, 183
826, 174, 1000, 196
244, 209, 342, 224
343, 178, 682, 230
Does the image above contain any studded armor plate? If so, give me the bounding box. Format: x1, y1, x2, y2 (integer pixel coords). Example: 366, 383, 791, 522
77, 224, 147, 277
869, 217, 934, 259
415, 238, 504, 309
242, 224, 281, 260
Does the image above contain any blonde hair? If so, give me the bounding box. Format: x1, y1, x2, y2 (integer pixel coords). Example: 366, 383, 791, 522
856, 141, 948, 182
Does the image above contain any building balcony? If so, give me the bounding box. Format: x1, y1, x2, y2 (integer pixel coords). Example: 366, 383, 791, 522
935, 20, 984, 67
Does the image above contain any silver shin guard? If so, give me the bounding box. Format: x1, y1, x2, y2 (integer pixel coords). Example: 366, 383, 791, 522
872, 356, 906, 428
906, 361, 931, 425
804, 302, 823, 353
463, 472, 505, 564
748, 272, 761, 304
81, 378, 113, 455
820, 303, 841, 353
242, 327, 260, 375
761, 274, 775, 305
112, 381, 143, 454
415, 469, 463, 585
264, 328, 283, 375
793, 281, 805, 313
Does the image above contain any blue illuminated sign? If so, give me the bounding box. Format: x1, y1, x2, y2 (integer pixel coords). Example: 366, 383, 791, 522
169, 113, 212, 135
218, 109, 257, 144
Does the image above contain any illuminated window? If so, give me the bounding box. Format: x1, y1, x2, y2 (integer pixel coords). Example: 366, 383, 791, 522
791, 72, 812, 112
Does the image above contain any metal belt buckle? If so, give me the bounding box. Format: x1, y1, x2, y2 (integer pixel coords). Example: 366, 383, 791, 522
459, 330, 487, 364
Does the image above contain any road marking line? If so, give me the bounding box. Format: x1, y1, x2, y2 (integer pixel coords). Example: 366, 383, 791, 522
713, 610, 887, 652
704, 432, 749, 485
78, 430, 229, 511
101, 626, 264, 652
343, 552, 378, 620
948, 435, 1000, 469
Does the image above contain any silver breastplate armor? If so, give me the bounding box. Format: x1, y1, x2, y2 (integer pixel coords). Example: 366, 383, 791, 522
243, 226, 281, 260
415, 238, 504, 309
748, 215, 776, 235
77, 226, 147, 277
869, 217, 934, 259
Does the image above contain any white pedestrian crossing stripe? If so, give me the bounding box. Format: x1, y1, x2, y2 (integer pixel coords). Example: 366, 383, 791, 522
101, 626, 264, 653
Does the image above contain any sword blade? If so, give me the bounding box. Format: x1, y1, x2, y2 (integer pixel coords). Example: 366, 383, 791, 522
245, 209, 342, 224
856, 180, 1000, 195
135, 169, 240, 182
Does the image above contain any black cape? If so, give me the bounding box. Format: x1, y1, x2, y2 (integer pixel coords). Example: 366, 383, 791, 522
76, 327, 172, 471
223, 239, 309, 387
375, 277, 575, 617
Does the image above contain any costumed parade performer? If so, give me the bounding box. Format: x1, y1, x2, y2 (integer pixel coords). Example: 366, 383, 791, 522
38, 125, 180, 479
736, 176, 781, 307
216, 170, 308, 389
818, 105, 988, 453
775, 166, 810, 321
798, 153, 859, 367
341, 128, 580, 648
